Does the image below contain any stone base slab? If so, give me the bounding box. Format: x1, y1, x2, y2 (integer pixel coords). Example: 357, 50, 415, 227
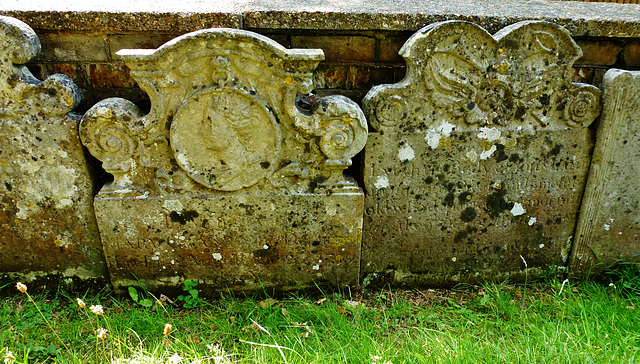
95, 192, 363, 293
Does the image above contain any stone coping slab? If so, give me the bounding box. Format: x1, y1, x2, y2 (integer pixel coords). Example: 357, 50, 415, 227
0, 0, 639, 37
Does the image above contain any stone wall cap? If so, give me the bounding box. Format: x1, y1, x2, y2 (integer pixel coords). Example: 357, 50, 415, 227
1, 0, 639, 37
116, 28, 324, 62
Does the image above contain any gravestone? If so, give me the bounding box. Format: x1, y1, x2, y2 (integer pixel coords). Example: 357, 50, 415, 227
0, 16, 106, 286
362, 21, 601, 287
79, 29, 368, 293
571, 69, 640, 273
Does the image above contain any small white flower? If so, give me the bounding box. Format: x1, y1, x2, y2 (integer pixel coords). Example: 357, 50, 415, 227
16, 282, 27, 294
76, 298, 86, 309
167, 353, 182, 364
90, 305, 104, 315
5, 349, 16, 362
96, 328, 107, 340
163, 323, 173, 336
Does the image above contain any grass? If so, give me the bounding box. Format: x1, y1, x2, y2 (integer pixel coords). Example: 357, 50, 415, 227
0, 270, 638, 363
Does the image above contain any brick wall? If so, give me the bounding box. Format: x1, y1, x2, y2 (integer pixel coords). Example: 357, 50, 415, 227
24, 30, 640, 115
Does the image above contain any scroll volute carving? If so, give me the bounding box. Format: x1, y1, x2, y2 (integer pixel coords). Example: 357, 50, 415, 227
364, 20, 601, 132
80, 29, 367, 196
0, 16, 80, 118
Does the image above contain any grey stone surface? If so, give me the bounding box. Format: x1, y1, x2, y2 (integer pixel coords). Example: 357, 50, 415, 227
79, 28, 368, 293
571, 69, 640, 273
362, 20, 601, 287
0, 1, 639, 37
0, 15, 106, 286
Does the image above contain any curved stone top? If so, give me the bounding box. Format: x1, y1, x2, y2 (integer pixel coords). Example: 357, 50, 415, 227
80, 26, 367, 195
1, 0, 640, 37
364, 20, 602, 132
0, 15, 79, 117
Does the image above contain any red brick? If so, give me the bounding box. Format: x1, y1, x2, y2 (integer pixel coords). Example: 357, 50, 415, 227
37, 33, 109, 62
576, 40, 622, 66
108, 33, 180, 59
89, 63, 134, 88
27, 63, 89, 87
313, 64, 347, 89
572, 67, 595, 84
348, 66, 394, 90
380, 36, 409, 62
394, 67, 407, 83
265, 35, 289, 48
624, 42, 640, 67
349, 66, 370, 89
292, 36, 375, 62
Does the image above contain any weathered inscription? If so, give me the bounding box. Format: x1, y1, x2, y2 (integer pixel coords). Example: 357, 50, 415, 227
361, 20, 600, 287
96, 194, 363, 293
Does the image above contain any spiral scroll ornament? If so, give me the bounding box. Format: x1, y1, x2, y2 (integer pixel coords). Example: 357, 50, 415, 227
318, 122, 357, 160
93, 126, 137, 164
79, 99, 142, 169
375, 95, 408, 128
563, 86, 601, 127
312, 95, 368, 161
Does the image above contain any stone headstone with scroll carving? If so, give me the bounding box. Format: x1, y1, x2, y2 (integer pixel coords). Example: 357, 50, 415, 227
0, 16, 106, 286
80, 29, 368, 293
570, 69, 640, 273
362, 21, 601, 287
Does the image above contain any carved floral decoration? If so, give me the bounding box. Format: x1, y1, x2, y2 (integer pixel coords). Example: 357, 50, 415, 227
80, 29, 367, 195
365, 21, 601, 131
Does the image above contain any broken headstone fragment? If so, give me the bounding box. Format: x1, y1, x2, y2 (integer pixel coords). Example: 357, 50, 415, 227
0, 15, 106, 288
571, 69, 640, 273
79, 29, 368, 293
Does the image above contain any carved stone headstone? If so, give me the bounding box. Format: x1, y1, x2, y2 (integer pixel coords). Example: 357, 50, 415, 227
80, 29, 368, 293
362, 21, 601, 287
571, 70, 640, 273
0, 16, 106, 286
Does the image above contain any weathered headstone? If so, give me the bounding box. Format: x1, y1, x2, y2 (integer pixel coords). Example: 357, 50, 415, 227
0, 16, 106, 287
79, 29, 368, 293
571, 69, 640, 273
362, 21, 601, 287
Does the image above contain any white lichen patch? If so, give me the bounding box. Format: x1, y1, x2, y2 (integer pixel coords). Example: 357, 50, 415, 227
477, 127, 501, 142
528, 217, 537, 226
479, 145, 497, 160
398, 143, 415, 161
425, 130, 442, 149
424, 122, 455, 149
163, 199, 184, 212
510, 203, 526, 216
16, 199, 37, 219
374, 175, 389, 189
465, 150, 479, 163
